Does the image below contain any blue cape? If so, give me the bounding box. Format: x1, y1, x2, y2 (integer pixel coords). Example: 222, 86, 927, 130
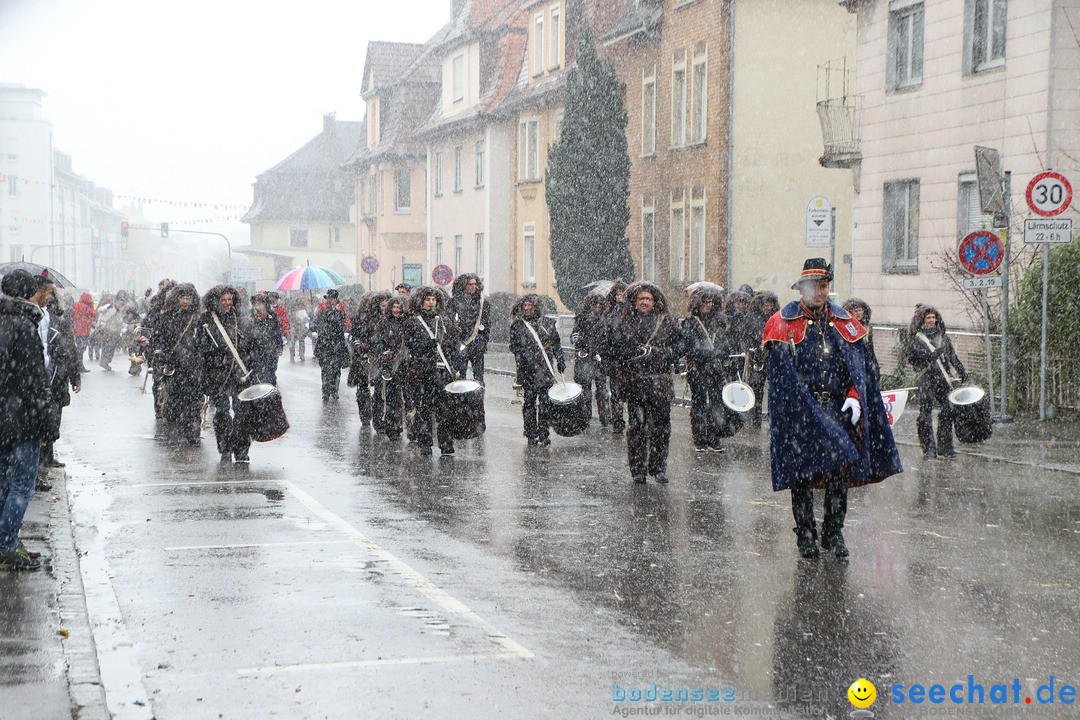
766, 301, 902, 491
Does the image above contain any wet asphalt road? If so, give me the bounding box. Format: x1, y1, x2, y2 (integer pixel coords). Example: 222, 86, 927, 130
43, 357, 1080, 719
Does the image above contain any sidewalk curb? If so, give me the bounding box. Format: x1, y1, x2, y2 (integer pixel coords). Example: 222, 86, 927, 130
47, 468, 110, 720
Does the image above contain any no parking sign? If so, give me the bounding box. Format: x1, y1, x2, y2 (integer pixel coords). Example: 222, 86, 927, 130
958, 231, 1004, 276
432, 264, 454, 286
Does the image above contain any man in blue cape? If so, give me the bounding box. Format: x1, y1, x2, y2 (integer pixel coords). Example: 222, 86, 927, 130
763, 259, 902, 559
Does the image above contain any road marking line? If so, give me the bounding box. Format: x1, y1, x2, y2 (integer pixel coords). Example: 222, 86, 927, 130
237, 651, 522, 675
126, 480, 274, 488
165, 540, 354, 551
277, 478, 533, 662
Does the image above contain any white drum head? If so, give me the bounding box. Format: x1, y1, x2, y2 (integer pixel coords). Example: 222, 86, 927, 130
548, 381, 584, 404
949, 385, 985, 406
445, 379, 482, 394
721, 381, 756, 412
238, 383, 278, 401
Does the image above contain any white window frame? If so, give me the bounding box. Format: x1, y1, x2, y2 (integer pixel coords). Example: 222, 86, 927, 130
433, 152, 444, 197
642, 66, 656, 157
394, 166, 411, 211
453, 145, 463, 192
957, 172, 995, 241
519, 118, 540, 181
7, 175, 18, 197
533, 13, 545, 76
475, 232, 485, 274
883, 178, 920, 273
452, 53, 465, 102
523, 225, 536, 283
887, 0, 924, 90
435, 236, 444, 266
475, 138, 486, 187
548, 5, 561, 70
671, 56, 686, 147
689, 191, 706, 281
454, 234, 463, 274
641, 197, 656, 281
966, 0, 1007, 73
690, 49, 708, 144
669, 192, 686, 283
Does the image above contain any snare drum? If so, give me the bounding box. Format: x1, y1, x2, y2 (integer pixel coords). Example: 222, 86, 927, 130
238, 383, 290, 442
721, 381, 756, 413
547, 381, 590, 437
443, 379, 486, 440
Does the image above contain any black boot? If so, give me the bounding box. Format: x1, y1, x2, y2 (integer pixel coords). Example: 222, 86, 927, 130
917, 413, 936, 459
821, 471, 849, 558
791, 483, 819, 559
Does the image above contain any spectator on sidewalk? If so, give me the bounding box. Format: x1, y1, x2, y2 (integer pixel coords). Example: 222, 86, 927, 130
72, 292, 96, 372
0, 269, 51, 571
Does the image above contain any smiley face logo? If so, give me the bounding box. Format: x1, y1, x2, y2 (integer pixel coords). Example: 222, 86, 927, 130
848, 678, 877, 708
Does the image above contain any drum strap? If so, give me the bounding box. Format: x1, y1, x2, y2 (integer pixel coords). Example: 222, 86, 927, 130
418, 315, 453, 373
462, 295, 485, 347
693, 316, 715, 351
643, 313, 666, 348
524, 319, 560, 381
210, 312, 252, 380
171, 314, 196, 355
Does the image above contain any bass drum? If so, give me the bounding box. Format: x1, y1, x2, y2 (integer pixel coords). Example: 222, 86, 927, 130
954, 391, 992, 443
444, 379, 486, 440
237, 383, 290, 442
547, 381, 590, 437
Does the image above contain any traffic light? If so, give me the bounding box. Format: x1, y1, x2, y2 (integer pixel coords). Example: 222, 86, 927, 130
160, 222, 169, 238
120, 221, 129, 250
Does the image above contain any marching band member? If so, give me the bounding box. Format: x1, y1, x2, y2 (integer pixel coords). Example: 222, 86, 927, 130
906, 305, 965, 460
571, 293, 610, 425
403, 286, 465, 456
447, 274, 491, 384
153, 283, 203, 445
608, 282, 686, 484
509, 294, 565, 447
682, 286, 735, 452
196, 285, 255, 463
763, 259, 901, 559
599, 280, 628, 433
374, 296, 409, 440
312, 289, 350, 401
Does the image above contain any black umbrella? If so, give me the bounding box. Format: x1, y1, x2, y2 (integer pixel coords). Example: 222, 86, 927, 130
0, 261, 76, 288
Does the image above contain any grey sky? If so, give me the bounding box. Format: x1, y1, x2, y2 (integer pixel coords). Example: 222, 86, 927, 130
0, 0, 448, 229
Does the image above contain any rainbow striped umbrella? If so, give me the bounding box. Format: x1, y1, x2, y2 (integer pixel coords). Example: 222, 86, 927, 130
275, 265, 345, 291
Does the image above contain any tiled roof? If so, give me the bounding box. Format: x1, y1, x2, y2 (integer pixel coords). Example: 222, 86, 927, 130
242, 117, 364, 223
361, 41, 428, 95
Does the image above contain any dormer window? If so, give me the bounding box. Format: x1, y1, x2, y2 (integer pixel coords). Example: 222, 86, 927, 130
549, 5, 561, 69
452, 54, 465, 102
533, 13, 545, 76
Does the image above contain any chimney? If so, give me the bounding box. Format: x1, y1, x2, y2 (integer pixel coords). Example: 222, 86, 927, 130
323, 112, 336, 132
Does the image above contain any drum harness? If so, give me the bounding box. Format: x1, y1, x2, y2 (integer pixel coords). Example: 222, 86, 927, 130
417, 314, 454, 378
915, 331, 961, 387
458, 294, 486, 352
523, 316, 563, 383
210, 312, 254, 387
157, 314, 196, 411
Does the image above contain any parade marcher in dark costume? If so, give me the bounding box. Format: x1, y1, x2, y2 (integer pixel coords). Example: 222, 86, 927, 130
763, 259, 902, 559
608, 282, 686, 484
509, 293, 565, 446
348, 292, 389, 428
373, 296, 409, 439
143, 280, 176, 417
843, 298, 880, 382
313, 289, 350, 401
403, 286, 465, 455
682, 286, 735, 452
195, 285, 255, 463
746, 291, 779, 429
599, 280, 628, 433
249, 293, 283, 386
906, 305, 965, 460
447, 273, 491, 384
571, 293, 610, 425
153, 283, 203, 445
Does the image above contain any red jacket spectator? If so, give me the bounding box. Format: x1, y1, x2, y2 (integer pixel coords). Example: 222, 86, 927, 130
273, 303, 290, 335
73, 293, 97, 337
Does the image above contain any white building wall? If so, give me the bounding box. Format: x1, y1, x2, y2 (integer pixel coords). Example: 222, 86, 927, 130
0, 87, 52, 264
852, 1, 1074, 330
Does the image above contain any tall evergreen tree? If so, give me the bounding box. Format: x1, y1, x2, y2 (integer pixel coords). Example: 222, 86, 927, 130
545, 23, 634, 310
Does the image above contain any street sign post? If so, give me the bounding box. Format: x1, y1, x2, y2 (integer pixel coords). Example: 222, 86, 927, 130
805, 196, 832, 246
1026, 171, 1073, 217
958, 230, 1005, 275
1024, 217, 1073, 245
230, 265, 262, 283
432, 264, 453, 286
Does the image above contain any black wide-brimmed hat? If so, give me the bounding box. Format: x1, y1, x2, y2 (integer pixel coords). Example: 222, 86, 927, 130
791, 258, 833, 289
324, 288, 339, 299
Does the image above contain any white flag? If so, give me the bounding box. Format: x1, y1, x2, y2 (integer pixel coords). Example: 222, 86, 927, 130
880, 389, 910, 426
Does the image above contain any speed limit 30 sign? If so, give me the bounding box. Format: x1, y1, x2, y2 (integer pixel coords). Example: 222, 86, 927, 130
1026, 171, 1073, 217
